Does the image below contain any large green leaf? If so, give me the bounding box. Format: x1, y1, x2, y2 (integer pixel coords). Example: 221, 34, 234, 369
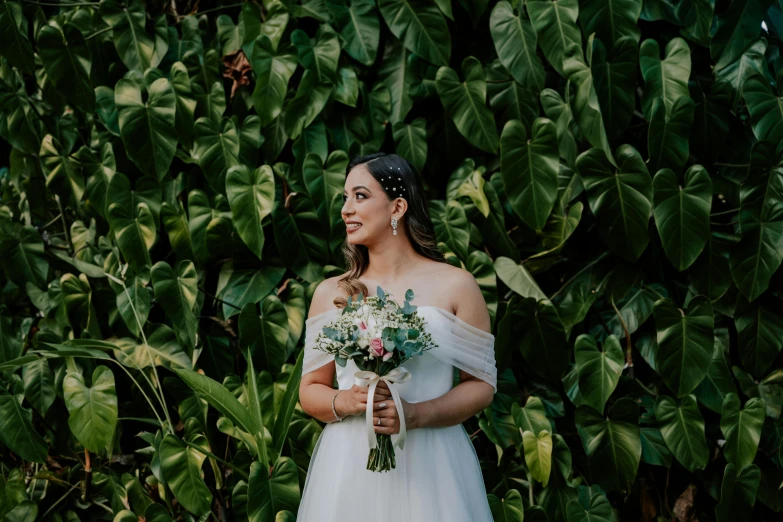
22, 359, 55, 418
563, 40, 614, 166
115, 78, 177, 181
193, 116, 240, 193
60, 273, 100, 338
720, 393, 765, 470
522, 430, 553, 487
326, 0, 379, 66
639, 37, 691, 119
0, 2, 34, 73
652, 165, 712, 271
710, 0, 771, 68
378, 39, 415, 123
151, 261, 198, 351
430, 199, 470, 262
488, 489, 525, 522
715, 463, 761, 522
574, 334, 623, 414
500, 118, 559, 230
676, 0, 714, 45
247, 457, 301, 522
734, 293, 783, 378
728, 141, 783, 301
566, 493, 614, 522
575, 400, 641, 491
174, 368, 259, 436
494, 257, 547, 300
100, 0, 157, 72
0, 222, 48, 289
693, 336, 737, 413
435, 56, 499, 154
63, 366, 118, 452
654, 296, 714, 397
251, 37, 298, 127
271, 189, 328, 283
159, 434, 213, 516
238, 297, 289, 375
37, 23, 94, 113
490, 1, 545, 91
742, 75, 783, 147
591, 36, 637, 143
378, 0, 451, 67
526, 0, 582, 77
577, 0, 642, 44
291, 24, 340, 84
655, 394, 709, 472
116, 274, 151, 337
113, 324, 191, 371
40, 134, 83, 201
576, 145, 653, 261
0, 377, 47, 463
714, 38, 766, 110
283, 69, 332, 140
647, 96, 695, 174
520, 299, 569, 381
226, 165, 275, 261
392, 118, 427, 174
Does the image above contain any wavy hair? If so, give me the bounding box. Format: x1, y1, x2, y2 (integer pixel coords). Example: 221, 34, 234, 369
333, 152, 447, 308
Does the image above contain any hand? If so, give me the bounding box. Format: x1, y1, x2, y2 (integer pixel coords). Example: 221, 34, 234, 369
336, 381, 392, 418
372, 380, 415, 435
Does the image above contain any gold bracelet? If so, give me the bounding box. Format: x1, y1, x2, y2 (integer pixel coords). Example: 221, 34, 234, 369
331, 390, 344, 422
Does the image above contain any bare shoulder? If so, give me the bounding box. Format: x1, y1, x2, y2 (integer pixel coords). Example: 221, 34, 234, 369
307, 276, 343, 318
449, 267, 491, 335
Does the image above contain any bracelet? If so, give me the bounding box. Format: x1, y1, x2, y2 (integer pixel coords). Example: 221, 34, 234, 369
331, 390, 344, 422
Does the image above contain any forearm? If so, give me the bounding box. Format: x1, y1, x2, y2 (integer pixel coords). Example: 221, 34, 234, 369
411, 380, 494, 430
300, 383, 345, 424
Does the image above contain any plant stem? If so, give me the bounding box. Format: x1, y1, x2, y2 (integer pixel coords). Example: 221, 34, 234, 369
54, 194, 73, 254
198, 286, 241, 311
84, 25, 112, 40
183, 440, 249, 480
527, 471, 535, 506
195, 2, 244, 16
714, 162, 749, 168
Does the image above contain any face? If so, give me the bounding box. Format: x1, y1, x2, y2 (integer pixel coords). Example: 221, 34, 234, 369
342, 164, 405, 244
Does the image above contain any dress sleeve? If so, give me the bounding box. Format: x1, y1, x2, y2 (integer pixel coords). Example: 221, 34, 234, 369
424, 308, 498, 393
302, 307, 341, 375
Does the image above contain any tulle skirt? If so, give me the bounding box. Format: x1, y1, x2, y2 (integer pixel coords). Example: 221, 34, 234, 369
296, 414, 494, 522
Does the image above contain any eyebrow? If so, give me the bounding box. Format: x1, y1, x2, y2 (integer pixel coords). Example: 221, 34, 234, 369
343, 186, 371, 194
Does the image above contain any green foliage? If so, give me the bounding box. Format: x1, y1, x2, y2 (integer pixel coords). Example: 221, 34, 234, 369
1, 0, 783, 520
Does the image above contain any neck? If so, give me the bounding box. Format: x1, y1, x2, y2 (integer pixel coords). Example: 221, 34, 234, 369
363, 232, 421, 282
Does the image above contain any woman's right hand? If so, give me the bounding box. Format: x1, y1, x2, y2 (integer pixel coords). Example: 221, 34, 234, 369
336, 384, 392, 418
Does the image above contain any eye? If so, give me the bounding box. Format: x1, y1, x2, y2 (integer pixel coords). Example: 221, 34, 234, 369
342, 192, 367, 201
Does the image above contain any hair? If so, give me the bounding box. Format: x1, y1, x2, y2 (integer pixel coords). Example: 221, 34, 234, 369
333, 152, 448, 308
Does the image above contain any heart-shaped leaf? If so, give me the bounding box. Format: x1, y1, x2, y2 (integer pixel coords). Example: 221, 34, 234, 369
151, 261, 198, 352
640, 37, 691, 119
522, 429, 553, 487
576, 145, 653, 261
526, 0, 582, 77
436, 56, 499, 153
490, 1, 545, 91
378, 0, 451, 66
648, 96, 695, 174
226, 165, 275, 261
159, 434, 213, 516
115, 78, 177, 181
37, 23, 94, 113
574, 334, 624, 414
720, 393, 765, 469
653, 165, 712, 271
715, 463, 761, 522
100, 0, 156, 72
64, 366, 118, 452
0, 376, 47, 463
655, 394, 709, 472
500, 118, 559, 230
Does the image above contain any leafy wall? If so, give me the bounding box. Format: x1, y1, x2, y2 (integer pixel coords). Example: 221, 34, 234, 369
1, 0, 782, 520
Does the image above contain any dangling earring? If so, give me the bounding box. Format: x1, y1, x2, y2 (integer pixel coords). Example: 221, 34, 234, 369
391, 217, 398, 235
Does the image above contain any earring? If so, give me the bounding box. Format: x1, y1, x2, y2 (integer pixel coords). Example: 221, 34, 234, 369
391, 217, 398, 235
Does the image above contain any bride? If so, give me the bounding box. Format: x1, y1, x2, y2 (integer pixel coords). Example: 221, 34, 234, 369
297, 152, 497, 521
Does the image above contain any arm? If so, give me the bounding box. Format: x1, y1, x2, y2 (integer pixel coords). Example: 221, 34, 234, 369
298, 279, 343, 424
410, 273, 495, 430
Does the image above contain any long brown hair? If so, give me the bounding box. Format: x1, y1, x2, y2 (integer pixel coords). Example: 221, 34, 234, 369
334, 152, 447, 308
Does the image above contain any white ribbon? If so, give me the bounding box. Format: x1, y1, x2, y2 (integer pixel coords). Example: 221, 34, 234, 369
354, 366, 412, 451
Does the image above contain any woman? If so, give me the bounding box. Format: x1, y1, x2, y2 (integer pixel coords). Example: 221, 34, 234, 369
297, 152, 497, 521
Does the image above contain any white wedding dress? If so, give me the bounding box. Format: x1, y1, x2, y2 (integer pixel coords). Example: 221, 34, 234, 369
297, 305, 498, 522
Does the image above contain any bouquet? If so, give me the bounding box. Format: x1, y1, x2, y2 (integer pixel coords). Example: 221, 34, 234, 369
312, 285, 438, 472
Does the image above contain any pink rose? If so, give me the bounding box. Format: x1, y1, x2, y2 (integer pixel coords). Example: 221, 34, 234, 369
370, 338, 385, 358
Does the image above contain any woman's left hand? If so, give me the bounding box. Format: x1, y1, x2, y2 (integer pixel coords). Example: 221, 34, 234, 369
372, 380, 415, 435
